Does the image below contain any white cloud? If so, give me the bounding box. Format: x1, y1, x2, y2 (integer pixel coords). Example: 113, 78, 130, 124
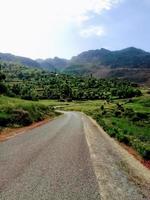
0, 0, 122, 58
52, 0, 122, 25
79, 26, 106, 38
0, 0, 122, 27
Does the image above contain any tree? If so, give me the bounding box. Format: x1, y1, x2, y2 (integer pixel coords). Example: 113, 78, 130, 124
0, 66, 7, 94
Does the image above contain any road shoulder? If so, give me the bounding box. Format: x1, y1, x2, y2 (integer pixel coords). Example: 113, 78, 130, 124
82, 113, 150, 200
0, 114, 63, 142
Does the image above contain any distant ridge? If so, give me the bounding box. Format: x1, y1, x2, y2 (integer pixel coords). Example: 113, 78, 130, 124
70, 47, 150, 68
0, 47, 150, 70
36, 57, 69, 72
0, 53, 40, 68
0, 47, 150, 85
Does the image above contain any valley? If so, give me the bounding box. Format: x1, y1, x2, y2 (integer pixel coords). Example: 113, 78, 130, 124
0, 47, 150, 85
0, 47, 150, 199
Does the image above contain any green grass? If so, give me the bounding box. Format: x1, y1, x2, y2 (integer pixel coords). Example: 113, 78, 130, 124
104, 117, 150, 142
57, 94, 150, 160
39, 99, 69, 107
124, 96, 150, 113
1, 93, 149, 159
0, 96, 59, 129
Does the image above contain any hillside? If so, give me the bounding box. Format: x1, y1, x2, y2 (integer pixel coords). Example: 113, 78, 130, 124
0, 47, 150, 85
0, 61, 150, 161
0, 61, 142, 101
0, 53, 40, 68
36, 57, 69, 72
64, 47, 150, 85
70, 47, 150, 68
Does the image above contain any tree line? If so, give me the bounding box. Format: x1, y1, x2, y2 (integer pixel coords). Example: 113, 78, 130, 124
0, 62, 142, 101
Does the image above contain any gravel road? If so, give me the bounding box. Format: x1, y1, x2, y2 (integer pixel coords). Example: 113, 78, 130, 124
0, 111, 149, 200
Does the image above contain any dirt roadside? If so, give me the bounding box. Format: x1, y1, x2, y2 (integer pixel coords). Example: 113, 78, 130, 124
83, 113, 150, 200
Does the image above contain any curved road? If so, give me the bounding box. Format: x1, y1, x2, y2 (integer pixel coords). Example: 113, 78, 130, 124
0, 112, 150, 200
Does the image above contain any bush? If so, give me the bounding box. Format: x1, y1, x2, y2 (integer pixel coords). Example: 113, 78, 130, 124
11, 109, 33, 126
116, 103, 124, 112
130, 138, 150, 160
114, 110, 122, 117
100, 105, 104, 111
112, 121, 116, 125
0, 100, 56, 128
0, 112, 11, 126
0, 83, 7, 94
126, 98, 133, 103
121, 135, 131, 145
136, 112, 149, 121
102, 110, 107, 115
131, 112, 149, 123
108, 127, 118, 137
116, 132, 125, 142
143, 146, 150, 160
124, 108, 135, 118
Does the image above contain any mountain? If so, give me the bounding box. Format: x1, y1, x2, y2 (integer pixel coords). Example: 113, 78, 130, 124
0, 52, 69, 72
36, 57, 69, 72
64, 47, 150, 85
70, 47, 150, 68
0, 47, 150, 85
0, 53, 41, 68
1, 47, 150, 71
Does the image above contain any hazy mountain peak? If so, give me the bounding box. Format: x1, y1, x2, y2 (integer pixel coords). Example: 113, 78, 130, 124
100, 48, 111, 52
0, 47, 150, 85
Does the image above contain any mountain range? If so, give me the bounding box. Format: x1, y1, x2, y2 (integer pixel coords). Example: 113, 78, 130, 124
0, 47, 150, 85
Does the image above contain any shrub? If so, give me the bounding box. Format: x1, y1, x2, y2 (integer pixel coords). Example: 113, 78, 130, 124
131, 112, 149, 123
121, 135, 131, 145
124, 108, 135, 118
0, 100, 56, 129
112, 121, 116, 125
116, 132, 125, 142
126, 98, 133, 103
116, 103, 124, 112
130, 138, 150, 160
0, 112, 11, 126
102, 110, 107, 115
108, 127, 118, 137
100, 105, 104, 111
114, 110, 122, 117
0, 83, 7, 94
11, 109, 33, 126
136, 112, 149, 121
123, 129, 128, 135
143, 146, 150, 160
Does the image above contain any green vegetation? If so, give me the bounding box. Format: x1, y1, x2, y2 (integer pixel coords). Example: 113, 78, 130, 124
55, 94, 150, 160
0, 61, 149, 160
70, 47, 150, 69
0, 96, 59, 129
0, 47, 150, 85
1, 62, 141, 101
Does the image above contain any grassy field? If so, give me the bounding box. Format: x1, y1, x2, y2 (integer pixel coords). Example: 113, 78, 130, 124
1, 92, 149, 160
0, 96, 59, 130
40, 93, 150, 160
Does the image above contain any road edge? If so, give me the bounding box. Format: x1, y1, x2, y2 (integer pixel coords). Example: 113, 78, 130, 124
82, 112, 150, 199
0, 113, 63, 142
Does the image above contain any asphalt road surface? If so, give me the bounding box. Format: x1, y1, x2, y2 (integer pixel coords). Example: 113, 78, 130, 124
0, 112, 100, 200
0, 112, 149, 200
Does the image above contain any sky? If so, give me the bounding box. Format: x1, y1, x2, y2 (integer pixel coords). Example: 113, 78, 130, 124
0, 0, 150, 59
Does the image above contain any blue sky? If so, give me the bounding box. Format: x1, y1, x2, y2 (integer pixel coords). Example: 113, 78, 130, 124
0, 0, 150, 59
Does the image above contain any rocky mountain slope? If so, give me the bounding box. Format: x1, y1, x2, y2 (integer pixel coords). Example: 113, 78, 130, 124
0, 47, 150, 85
